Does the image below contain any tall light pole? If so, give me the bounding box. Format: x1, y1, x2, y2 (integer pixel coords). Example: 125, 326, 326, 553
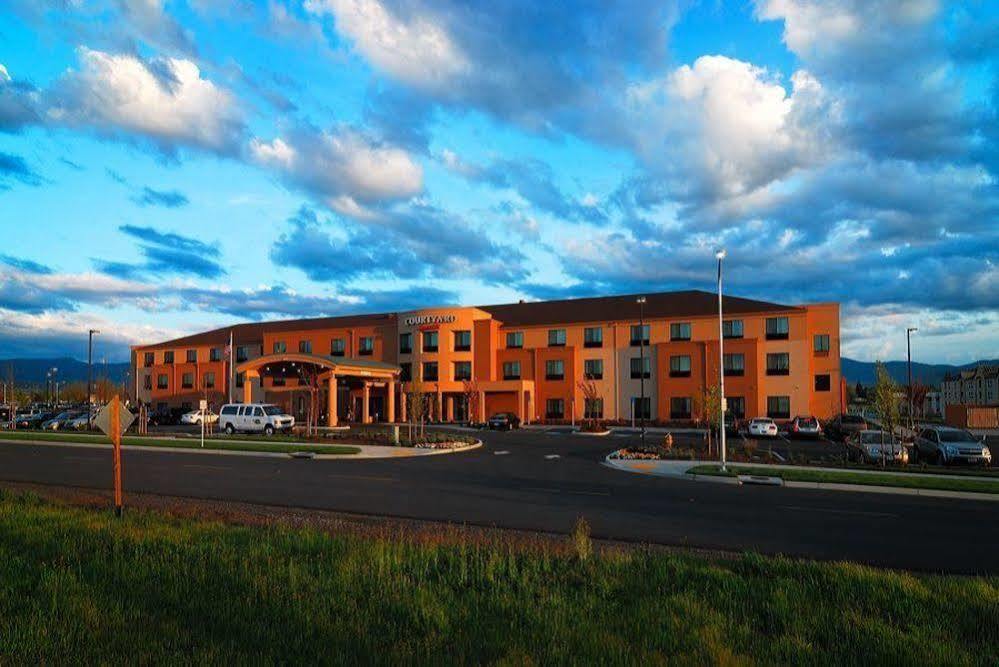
716, 249, 727, 473
907, 327, 918, 433
88, 329, 100, 415
637, 296, 647, 448
47, 367, 58, 407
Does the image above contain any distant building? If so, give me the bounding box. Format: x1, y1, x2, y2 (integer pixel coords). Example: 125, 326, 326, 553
923, 391, 942, 418
941, 365, 999, 408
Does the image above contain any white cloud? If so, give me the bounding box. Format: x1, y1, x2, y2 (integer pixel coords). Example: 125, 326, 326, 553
250, 125, 423, 208
0, 64, 9, 82
305, 0, 468, 90
48, 48, 245, 155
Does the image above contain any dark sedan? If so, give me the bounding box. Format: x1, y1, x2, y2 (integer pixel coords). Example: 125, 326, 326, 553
487, 412, 521, 430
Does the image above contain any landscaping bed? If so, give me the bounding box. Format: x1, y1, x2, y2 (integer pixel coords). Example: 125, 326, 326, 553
689, 465, 999, 494
0, 490, 995, 664
0, 431, 360, 456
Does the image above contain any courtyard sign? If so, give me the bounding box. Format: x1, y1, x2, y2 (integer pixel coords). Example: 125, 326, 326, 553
404, 314, 456, 327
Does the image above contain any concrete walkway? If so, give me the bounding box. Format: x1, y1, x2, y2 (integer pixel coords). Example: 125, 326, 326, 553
604, 454, 999, 502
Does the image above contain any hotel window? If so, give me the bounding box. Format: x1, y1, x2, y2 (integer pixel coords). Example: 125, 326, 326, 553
723, 319, 744, 339
330, 338, 345, 357
157, 374, 168, 389
545, 359, 565, 380
186, 349, 197, 363
630, 324, 650, 346
236, 346, 249, 362
400, 363, 412, 382
670, 397, 692, 419
164, 351, 174, 364
143, 375, 152, 390
204, 372, 215, 389
766, 353, 790, 376
814, 334, 830, 353
727, 396, 746, 419
630, 356, 651, 379
399, 333, 412, 354
272, 376, 286, 387
669, 355, 691, 378
584, 327, 603, 348
584, 398, 604, 420
815, 374, 831, 392
546, 398, 565, 419
723, 353, 745, 376
584, 358, 603, 380
503, 361, 521, 380
236, 372, 245, 388
454, 330, 471, 352
273, 341, 287, 354
670, 322, 691, 341
453, 361, 472, 381
767, 395, 791, 419
632, 397, 651, 420
506, 331, 523, 348
359, 337, 374, 355
182, 372, 194, 389
143, 352, 154, 367
422, 331, 438, 353
298, 340, 312, 354
766, 317, 789, 340
422, 361, 439, 382
548, 329, 566, 347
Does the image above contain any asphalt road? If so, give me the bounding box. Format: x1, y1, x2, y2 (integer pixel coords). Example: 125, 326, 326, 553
1, 429, 997, 575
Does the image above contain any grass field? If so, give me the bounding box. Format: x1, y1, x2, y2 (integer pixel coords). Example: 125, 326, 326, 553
0, 491, 996, 664
0, 431, 360, 456
689, 464, 999, 494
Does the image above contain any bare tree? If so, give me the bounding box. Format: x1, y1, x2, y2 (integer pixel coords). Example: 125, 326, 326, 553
461, 379, 480, 424
408, 377, 427, 440
872, 361, 899, 468
908, 379, 929, 421
577, 377, 601, 428
294, 365, 322, 437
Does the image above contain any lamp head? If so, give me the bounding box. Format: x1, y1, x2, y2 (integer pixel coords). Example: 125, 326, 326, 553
715, 248, 727, 260
636, 296, 646, 304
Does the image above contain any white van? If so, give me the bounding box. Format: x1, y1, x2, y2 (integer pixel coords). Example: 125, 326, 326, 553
218, 403, 295, 435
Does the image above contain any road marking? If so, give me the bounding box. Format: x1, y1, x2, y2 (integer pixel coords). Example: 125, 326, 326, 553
568, 489, 611, 497
780, 505, 898, 518
544, 454, 560, 460
183, 464, 230, 471
494, 450, 510, 455
327, 473, 397, 483
523, 486, 561, 494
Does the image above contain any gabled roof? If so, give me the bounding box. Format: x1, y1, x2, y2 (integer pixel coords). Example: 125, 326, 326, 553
479, 290, 799, 327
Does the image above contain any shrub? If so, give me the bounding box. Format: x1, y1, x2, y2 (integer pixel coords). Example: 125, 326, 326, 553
571, 516, 592, 561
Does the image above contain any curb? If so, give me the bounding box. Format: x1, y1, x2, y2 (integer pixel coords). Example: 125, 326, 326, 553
573, 430, 612, 437
782, 480, 999, 502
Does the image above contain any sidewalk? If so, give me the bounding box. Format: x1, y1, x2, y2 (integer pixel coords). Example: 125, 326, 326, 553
604, 455, 999, 502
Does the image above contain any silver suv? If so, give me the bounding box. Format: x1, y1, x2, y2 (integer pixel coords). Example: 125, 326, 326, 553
914, 426, 991, 466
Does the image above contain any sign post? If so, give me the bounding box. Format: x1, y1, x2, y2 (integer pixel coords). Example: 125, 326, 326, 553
200, 398, 207, 448
95, 395, 135, 518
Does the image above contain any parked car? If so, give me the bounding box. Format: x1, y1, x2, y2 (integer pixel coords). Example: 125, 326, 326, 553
724, 413, 743, 437
218, 403, 294, 435
748, 418, 778, 438
914, 426, 991, 466
180, 410, 219, 425
788, 415, 823, 438
845, 430, 909, 465
41, 411, 80, 430
148, 408, 187, 426
487, 412, 521, 430
66, 412, 95, 430
16, 411, 52, 429
825, 414, 868, 441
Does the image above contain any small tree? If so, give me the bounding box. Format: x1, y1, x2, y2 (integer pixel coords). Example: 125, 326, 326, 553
577, 377, 601, 429
461, 379, 480, 424
408, 377, 427, 440
872, 361, 899, 467
695, 384, 722, 456
294, 365, 322, 437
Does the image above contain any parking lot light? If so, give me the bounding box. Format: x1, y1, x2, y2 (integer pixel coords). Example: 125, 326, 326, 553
716, 249, 727, 473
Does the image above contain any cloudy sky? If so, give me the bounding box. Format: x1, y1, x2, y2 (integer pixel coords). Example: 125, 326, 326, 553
0, 0, 996, 364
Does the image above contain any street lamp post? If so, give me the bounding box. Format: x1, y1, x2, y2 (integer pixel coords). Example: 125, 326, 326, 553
47, 367, 58, 407
88, 329, 100, 416
637, 296, 647, 448
716, 249, 727, 473
907, 327, 918, 433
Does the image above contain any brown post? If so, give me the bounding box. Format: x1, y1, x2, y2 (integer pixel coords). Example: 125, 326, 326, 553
362, 382, 370, 423
387, 379, 396, 423
111, 395, 123, 517
327, 374, 338, 427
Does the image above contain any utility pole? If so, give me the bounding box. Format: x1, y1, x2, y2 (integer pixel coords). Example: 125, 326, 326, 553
636, 296, 647, 447
907, 327, 918, 434
716, 249, 728, 473
88, 329, 100, 418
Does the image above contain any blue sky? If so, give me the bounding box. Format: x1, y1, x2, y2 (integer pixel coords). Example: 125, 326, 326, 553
0, 0, 997, 365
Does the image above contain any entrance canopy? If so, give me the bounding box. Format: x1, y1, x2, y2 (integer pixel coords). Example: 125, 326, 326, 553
235, 353, 400, 380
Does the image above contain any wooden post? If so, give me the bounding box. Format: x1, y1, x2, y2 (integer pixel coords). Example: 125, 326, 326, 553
111, 395, 123, 517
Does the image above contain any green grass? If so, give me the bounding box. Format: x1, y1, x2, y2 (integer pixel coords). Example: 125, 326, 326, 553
689, 465, 999, 494
0, 431, 359, 456
0, 491, 995, 664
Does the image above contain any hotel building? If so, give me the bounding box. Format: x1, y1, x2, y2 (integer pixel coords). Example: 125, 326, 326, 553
131, 290, 843, 425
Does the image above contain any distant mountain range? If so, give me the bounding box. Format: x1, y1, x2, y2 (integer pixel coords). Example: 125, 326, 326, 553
842, 358, 999, 387
1, 356, 995, 388
0, 357, 130, 385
